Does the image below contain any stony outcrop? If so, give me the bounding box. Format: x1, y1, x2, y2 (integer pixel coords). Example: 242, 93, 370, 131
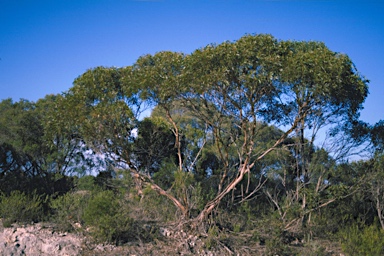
0, 223, 83, 256
0, 221, 212, 256
0, 220, 284, 255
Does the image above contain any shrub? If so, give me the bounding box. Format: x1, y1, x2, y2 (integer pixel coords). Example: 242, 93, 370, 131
75, 175, 97, 191
265, 234, 297, 256
0, 191, 45, 227
263, 218, 299, 256
50, 191, 90, 231
205, 225, 219, 250
339, 224, 384, 256
83, 190, 133, 244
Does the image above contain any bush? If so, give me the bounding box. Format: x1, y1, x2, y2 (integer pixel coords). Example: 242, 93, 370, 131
265, 234, 297, 256
50, 191, 90, 231
0, 191, 45, 227
263, 217, 299, 256
205, 225, 219, 250
75, 175, 97, 191
83, 190, 133, 244
339, 224, 384, 256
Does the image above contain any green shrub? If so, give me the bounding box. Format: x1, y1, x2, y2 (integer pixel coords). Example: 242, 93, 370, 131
204, 225, 219, 250
83, 190, 118, 225
0, 191, 45, 227
50, 191, 90, 231
75, 175, 97, 191
83, 190, 133, 244
339, 224, 384, 256
263, 219, 298, 256
265, 236, 297, 256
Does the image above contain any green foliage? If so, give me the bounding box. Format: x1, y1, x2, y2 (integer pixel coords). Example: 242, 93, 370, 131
110, 169, 134, 194
152, 158, 177, 190
189, 182, 207, 213
83, 190, 133, 243
133, 51, 185, 106
61, 67, 139, 161
204, 225, 219, 250
371, 120, 384, 152
134, 117, 177, 175
40, 34, 370, 226
83, 190, 118, 226
265, 238, 297, 256
75, 175, 97, 191
264, 227, 299, 256
173, 170, 194, 198
94, 169, 114, 190
339, 224, 384, 256
50, 191, 90, 231
0, 191, 45, 227
140, 185, 177, 221
0, 99, 45, 159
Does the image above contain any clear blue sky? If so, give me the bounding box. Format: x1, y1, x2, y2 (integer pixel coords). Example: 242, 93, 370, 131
1, 0, 383, 125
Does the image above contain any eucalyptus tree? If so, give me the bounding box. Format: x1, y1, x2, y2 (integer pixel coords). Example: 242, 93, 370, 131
56, 34, 368, 226
57, 67, 142, 166
193, 35, 365, 222
130, 34, 368, 223
0, 99, 45, 177
40, 94, 99, 176
0, 96, 81, 194
371, 121, 384, 153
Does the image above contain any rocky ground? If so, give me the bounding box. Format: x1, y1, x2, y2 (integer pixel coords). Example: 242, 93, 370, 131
0, 220, 224, 256
0, 219, 343, 255
0, 222, 83, 255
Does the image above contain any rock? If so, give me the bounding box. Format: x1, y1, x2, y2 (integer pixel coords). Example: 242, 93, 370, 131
0, 223, 83, 256
159, 227, 173, 237
0, 221, 231, 255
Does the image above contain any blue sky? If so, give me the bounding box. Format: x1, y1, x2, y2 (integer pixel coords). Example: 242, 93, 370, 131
1, 0, 383, 125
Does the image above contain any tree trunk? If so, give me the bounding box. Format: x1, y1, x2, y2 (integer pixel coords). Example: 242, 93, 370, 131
375, 187, 384, 229
193, 163, 250, 224
131, 169, 189, 218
